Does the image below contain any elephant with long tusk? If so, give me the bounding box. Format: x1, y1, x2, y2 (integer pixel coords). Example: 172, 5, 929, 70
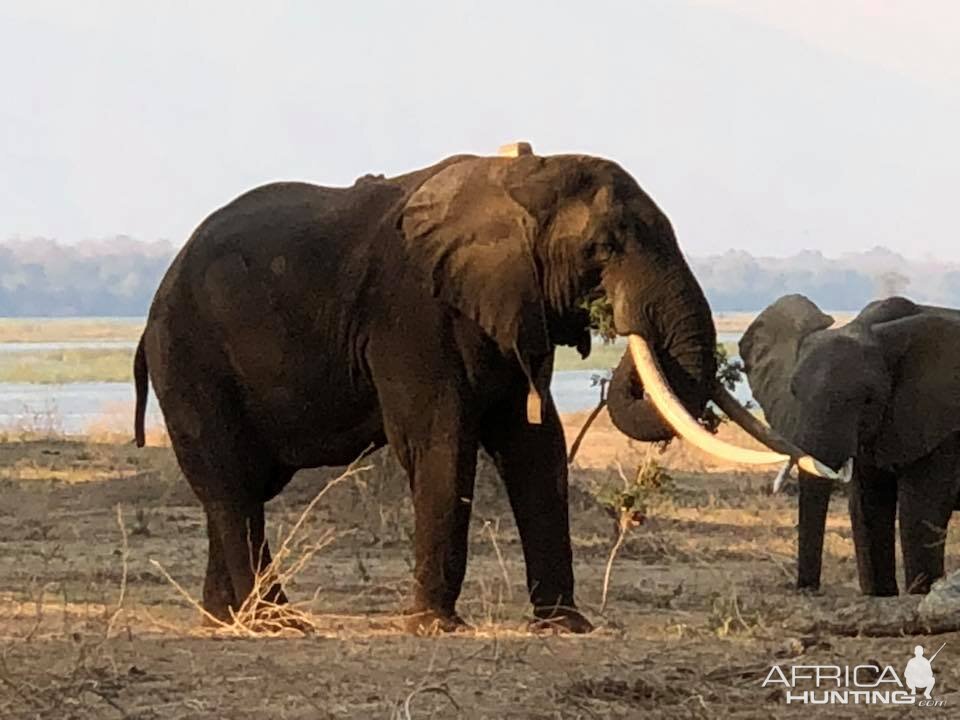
135, 143, 842, 634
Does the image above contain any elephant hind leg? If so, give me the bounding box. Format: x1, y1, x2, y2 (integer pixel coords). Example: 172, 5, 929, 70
166, 419, 293, 624
203, 498, 288, 623
201, 519, 238, 624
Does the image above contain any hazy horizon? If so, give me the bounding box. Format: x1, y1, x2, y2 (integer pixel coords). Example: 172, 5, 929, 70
2, 238, 956, 316
3, 2, 959, 258
3, 234, 960, 265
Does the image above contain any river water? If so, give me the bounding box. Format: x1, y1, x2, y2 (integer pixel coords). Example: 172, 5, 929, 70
0, 333, 752, 434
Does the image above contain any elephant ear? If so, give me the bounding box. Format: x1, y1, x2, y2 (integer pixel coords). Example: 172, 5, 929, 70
871, 310, 960, 468
739, 294, 835, 431
399, 157, 552, 413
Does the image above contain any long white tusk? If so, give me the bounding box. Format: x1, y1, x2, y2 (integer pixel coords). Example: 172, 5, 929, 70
627, 335, 845, 480
710, 384, 849, 479
712, 382, 856, 487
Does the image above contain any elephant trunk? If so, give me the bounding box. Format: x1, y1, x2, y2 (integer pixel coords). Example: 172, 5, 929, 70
607, 261, 716, 441
605, 257, 848, 479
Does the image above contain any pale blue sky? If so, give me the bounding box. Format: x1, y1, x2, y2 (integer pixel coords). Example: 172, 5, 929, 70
1, 1, 958, 258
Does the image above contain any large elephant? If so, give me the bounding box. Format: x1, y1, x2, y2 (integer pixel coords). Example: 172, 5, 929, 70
134, 148, 827, 633
740, 294, 960, 595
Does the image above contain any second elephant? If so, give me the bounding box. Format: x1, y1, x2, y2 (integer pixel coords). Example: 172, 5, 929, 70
741, 294, 960, 595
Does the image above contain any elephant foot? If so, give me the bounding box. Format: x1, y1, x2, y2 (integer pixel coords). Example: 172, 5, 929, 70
403, 608, 471, 635
905, 573, 935, 595
202, 581, 238, 627
862, 581, 899, 597
202, 610, 230, 628
529, 607, 594, 634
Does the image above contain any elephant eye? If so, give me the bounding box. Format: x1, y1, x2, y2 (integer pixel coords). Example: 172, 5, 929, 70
587, 236, 619, 262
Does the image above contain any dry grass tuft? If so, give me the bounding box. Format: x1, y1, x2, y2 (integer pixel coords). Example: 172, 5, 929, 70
0, 503, 140, 718
151, 461, 370, 637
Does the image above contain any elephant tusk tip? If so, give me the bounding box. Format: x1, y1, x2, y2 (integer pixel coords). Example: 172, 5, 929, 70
796, 456, 853, 482
839, 458, 854, 483
772, 459, 794, 493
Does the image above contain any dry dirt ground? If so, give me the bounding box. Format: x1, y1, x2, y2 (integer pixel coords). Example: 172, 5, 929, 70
1, 416, 959, 719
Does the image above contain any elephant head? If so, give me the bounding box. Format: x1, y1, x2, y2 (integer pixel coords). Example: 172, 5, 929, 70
740, 294, 960, 589
399, 150, 834, 472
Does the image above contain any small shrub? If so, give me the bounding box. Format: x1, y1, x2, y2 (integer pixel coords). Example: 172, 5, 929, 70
591, 454, 675, 530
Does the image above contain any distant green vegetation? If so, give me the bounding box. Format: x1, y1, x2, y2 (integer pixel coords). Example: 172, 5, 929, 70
0, 341, 736, 381
556, 340, 742, 373
0, 317, 741, 382
0, 348, 133, 383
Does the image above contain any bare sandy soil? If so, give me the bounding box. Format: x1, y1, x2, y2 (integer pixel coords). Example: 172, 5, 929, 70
1, 417, 958, 719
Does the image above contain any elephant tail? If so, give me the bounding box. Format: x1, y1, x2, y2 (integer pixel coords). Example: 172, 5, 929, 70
134, 334, 148, 448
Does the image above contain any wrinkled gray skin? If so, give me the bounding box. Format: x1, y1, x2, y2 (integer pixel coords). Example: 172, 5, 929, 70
741, 294, 960, 595
135, 152, 718, 634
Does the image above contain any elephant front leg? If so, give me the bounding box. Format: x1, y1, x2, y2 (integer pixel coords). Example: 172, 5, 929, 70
897, 444, 960, 594
848, 464, 899, 596
797, 471, 833, 591
399, 438, 478, 634
482, 400, 593, 634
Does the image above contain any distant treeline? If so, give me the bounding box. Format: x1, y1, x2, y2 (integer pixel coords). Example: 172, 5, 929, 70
0, 237, 174, 316
691, 247, 960, 311
1, 238, 959, 316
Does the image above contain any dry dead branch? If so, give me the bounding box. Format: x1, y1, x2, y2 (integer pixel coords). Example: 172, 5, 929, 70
481, 519, 513, 601
103, 504, 129, 640
151, 461, 369, 637
395, 684, 460, 720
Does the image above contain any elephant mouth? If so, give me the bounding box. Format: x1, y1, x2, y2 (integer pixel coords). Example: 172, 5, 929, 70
626, 335, 852, 483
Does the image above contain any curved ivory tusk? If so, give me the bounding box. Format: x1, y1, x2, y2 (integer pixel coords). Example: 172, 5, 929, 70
627, 335, 843, 480
710, 384, 845, 479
